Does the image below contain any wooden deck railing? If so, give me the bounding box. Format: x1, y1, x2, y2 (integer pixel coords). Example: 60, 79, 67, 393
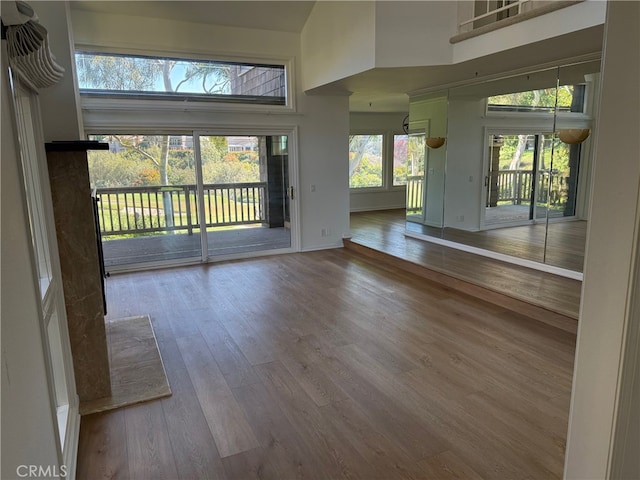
494, 169, 565, 205
407, 170, 565, 214
453, 1, 579, 42
406, 175, 423, 214
95, 182, 267, 237
459, 0, 530, 32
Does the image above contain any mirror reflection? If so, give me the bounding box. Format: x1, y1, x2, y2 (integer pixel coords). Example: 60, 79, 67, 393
405, 60, 601, 274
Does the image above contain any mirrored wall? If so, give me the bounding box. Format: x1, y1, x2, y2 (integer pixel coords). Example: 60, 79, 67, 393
405, 59, 602, 275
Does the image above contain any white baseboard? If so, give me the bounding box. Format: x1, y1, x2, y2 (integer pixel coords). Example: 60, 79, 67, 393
300, 241, 343, 252
349, 205, 405, 213
63, 403, 80, 480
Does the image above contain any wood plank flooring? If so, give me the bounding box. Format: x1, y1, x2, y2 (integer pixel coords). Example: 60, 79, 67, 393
77, 249, 576, 479
349, 209, 582, 321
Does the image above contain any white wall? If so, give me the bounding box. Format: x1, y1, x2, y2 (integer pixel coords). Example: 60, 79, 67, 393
564, 1, 640, 478
444, 97, 485, 230
1, 51, 62, 480
374, 1, 457, 68
349, 112, 407, 212
301, 1, 376, 92
610, 234, 640, 480
71, 8, 350, 251
30, 2, 83, 141
409, 95, 447, 227
298, 95, 351, 248
300, 1, 458, 91
72, 9, 299, 60
302, 1, 604, 96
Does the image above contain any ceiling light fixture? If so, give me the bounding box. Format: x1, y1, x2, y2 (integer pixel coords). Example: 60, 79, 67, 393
557, 129, 590, 145
426, 137, 446, 149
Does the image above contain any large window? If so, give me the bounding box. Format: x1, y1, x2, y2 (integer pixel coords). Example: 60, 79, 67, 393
75, 52, 287, 105
349, 134, 383, 188
349, 133, 417, 189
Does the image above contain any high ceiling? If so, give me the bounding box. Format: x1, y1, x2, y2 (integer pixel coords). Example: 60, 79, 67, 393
68, 1, 604, 113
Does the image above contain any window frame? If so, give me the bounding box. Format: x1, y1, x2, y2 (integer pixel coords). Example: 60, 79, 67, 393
9, 71, 78, 467
393, 132, 426, 188
83, 125, 301, 271
349, 130, 409, 193
348, 132, 386, 191
485, 84, 590, 117
74, 47, 296, 114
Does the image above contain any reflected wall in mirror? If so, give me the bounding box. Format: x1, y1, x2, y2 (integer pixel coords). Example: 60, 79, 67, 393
405, 60, 601, 274
406, 95, 447, 234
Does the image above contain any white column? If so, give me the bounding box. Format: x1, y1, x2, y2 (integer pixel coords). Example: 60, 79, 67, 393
564, 1, 640, 478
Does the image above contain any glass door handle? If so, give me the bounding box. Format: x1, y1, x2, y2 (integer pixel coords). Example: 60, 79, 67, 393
289, 186, 294, 200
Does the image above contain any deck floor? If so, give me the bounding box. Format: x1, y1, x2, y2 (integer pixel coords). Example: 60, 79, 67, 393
349, 210, 582, 319
102, 226, 290, 269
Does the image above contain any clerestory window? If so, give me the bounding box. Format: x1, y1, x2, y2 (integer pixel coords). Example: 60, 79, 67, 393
75, 52, 287, 106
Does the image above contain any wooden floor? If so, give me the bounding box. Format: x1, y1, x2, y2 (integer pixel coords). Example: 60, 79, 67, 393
77, 250, 576, 479
349, 210, 582, 321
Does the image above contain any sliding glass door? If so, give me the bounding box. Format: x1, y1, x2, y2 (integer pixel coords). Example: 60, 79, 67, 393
88, 132, 292, 270
198, 135, 291, 258
89, 134, 201, 267
484, 132, 555, 227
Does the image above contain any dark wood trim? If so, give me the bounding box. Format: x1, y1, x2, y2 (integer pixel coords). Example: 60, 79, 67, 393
45, 140, 109, 152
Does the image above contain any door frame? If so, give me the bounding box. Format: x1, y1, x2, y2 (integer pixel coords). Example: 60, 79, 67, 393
481, 127, 556, 230
87, 126, 300, 273
193, 126, 300, 260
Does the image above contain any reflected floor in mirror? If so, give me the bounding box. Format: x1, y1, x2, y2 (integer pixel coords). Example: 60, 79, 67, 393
406, 220, 586, 273
349, 209, 581, 321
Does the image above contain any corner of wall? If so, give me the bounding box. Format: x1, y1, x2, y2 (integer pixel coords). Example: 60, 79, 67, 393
31, 1, 83, 141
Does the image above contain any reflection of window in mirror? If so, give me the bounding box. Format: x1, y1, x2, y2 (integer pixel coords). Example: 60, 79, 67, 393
393, 133, 425, 186
396, 133, 426, 218
393, 134, 409, 186
487, 84, 587, 114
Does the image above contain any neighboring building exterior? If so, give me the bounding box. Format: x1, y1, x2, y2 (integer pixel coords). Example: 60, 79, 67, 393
229, 65, 286, 101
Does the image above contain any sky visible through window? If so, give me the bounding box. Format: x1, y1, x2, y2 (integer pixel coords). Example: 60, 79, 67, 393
75, 52, 286, 102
